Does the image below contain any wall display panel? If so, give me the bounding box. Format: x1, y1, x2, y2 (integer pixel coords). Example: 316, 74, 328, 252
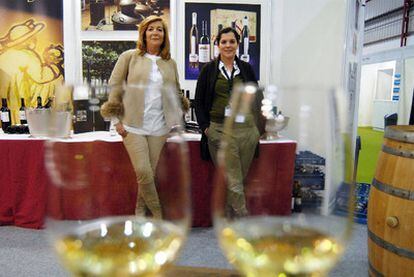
81, 0, 171, 31
184, 2, 261, 80
0, 0, 63, 124
82, 40, 136, 81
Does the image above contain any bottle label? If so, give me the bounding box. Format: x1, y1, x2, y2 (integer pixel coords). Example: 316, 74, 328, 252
199, 44, 210, 63
189, 53, 198, 63
76, 110, 87, 122
19, 110, 26, 121
1, 112, 10, 122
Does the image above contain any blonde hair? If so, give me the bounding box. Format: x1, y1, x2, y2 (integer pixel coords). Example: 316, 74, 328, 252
137, 16, 171, 60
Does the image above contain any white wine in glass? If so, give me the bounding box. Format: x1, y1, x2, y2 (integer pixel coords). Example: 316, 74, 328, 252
54, 217, 186, 276
213, 85, 354, 276
45, 83, 191, 276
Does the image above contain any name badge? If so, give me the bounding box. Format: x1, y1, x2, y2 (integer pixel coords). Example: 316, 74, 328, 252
224, 105, 232, 117
235, 114, 245, 123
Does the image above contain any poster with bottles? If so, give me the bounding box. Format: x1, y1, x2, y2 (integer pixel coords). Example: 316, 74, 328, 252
184, 2, 261, 80
0, 0, 63, 126
81, 0, 171, 31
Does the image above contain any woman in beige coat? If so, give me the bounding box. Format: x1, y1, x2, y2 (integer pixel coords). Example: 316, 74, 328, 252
101, 16, 189, 219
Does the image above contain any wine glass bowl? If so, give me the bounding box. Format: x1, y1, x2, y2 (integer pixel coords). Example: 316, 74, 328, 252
54, 216, 185, 276
213, 85, 353, 276
264, 116, 290, 140
45, 83, 191, 276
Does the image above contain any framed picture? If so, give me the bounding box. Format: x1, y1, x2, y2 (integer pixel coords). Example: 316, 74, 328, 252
82, 40, 136, 82
179, 0, 270, 83
81, 0, 171, 31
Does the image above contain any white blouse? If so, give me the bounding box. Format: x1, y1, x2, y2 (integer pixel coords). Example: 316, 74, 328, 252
112, 53, 168, 136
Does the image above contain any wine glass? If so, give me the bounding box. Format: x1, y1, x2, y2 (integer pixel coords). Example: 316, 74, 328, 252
213, 84, 354, 276
45, 83, 191, 276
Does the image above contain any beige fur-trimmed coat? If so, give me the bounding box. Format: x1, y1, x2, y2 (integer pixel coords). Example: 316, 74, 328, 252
100, 49, 189, 128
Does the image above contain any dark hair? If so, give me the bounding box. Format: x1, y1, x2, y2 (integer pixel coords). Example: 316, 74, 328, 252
216, 27, 240, 45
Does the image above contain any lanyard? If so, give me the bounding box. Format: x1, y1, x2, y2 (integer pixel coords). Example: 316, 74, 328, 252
221, 66, 236, 93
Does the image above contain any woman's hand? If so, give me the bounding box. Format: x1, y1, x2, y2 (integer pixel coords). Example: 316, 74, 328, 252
204, 128, 209, 136
115, 122, 128, 137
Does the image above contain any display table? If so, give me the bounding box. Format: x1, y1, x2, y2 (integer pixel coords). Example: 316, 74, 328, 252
0, 132, 296, 229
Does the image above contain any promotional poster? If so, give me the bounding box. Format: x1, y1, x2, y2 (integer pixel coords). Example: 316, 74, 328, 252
0, 0, 63, 123
184, 2, 261, 80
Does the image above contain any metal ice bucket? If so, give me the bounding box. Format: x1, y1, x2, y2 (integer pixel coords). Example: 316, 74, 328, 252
264, 116, 290, 139
26, 108, 72, 138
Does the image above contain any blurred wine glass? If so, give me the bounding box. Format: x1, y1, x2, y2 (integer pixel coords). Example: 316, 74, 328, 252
213, 84, 354, 276
45, 83, 191, 276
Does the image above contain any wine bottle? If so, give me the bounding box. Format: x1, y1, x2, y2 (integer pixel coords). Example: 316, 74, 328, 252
292, 180, 303, 213
44, 97, 54, 109
231, 21, 239, 57
36, 96, 43, 109
184, 90, 191, 123
213, 24, 223, 59
1, 98, 12, 131
198, 20, 210, 69
188, 89, 196, 121
240, 16, 250, 63
189, 12, 199, 69
19, 98, 27, 125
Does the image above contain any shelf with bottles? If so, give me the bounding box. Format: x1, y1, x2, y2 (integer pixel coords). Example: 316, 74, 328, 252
181, 89, 200, 134
1, 97, 31, 134
292, 151, 327, 212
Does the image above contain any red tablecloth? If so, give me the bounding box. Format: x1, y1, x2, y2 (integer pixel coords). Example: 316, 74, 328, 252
0, 135, 296, 229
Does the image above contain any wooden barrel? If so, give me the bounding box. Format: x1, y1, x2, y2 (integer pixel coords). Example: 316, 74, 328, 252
368, 125, 414, 277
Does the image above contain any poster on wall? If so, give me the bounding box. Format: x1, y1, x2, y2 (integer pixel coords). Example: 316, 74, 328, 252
184, 2, 261, 80
0, 1, 64, 124
81, 0, 170, 31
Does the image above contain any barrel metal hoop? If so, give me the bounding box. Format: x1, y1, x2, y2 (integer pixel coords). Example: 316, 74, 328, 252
368, 229, 414, 260
368, 262, 384, 277
385, 127, 414, 143
382, 145, 414, 159
372, 178, 414, 200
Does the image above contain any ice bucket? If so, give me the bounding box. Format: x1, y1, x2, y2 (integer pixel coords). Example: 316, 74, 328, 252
26, 108, 72, 138
264, 116, 290, 139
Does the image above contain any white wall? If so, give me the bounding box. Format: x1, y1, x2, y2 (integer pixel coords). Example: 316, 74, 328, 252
270, 0, 348, 159
362, 44, 414, 125
272, 0, 347, 88
358, 61, 396, 126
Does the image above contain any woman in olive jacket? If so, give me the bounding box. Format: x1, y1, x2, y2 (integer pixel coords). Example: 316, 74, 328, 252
195, 27, 264, 216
